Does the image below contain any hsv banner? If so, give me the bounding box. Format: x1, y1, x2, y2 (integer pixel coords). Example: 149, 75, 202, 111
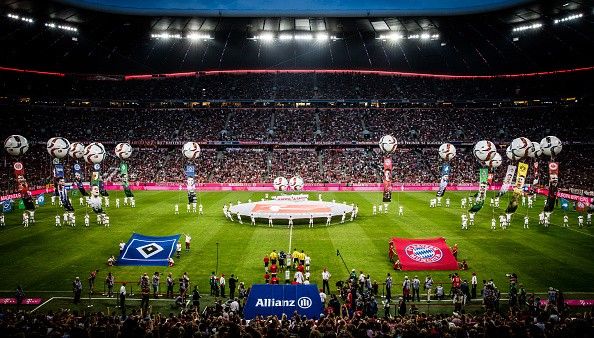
390, 237, 458, 271
118, 233, 180, 266
505, 162, 528, 214
383, 157, 392, 202
243, 284, 322, 320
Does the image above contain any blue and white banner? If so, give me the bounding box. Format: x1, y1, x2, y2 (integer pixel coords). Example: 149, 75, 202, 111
73, 163, 83, 180
243, 284, 323, 320
436, 163, 451, 197
53, 164, 65, 179
2, 200, 13, 213
185, 165, 196, 178
118, 233, 180, 266
36, 194, 45, 206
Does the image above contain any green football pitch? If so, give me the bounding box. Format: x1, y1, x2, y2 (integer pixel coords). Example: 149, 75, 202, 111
0, 190, 592, 297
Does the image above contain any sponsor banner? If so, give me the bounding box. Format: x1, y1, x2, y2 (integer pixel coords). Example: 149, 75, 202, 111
390, 237, 458, 271
77, 183, 514, 192
436, 163, 451, 197
535, 189, 594, 204
0, 189, 46, 202
272, 194, 309, 201
540, 299, 594, 308
0, 193, 21, 202
243, 284, 322, 320
383, 157, 392, 202
505, 162, 528, 214
497, 165, 517, 197
118, 233, 180, 266
0, 298, 43, 305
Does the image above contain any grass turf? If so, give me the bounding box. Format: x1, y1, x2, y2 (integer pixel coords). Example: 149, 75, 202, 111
0, 190, 592, 300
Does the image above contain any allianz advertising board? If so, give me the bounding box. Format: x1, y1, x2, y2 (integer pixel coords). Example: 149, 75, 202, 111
243, 284, 322, 319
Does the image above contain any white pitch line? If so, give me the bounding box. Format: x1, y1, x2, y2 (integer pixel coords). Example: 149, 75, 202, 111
552, 224, 594, 238
31, 297, 55, 313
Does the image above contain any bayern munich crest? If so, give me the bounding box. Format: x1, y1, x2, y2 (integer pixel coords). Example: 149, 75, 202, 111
405, 244, 443, 263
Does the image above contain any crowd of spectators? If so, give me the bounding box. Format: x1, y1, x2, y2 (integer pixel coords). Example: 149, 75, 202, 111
1, 71, 592, 101
2, 144, 593, 195
1, 105, 592, 144
1, 72, 593, 193
1, 275, 592, 337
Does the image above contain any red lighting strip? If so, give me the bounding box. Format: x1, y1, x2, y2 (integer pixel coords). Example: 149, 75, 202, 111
1, 65, 593, 80
125, 66, 594, 80
0, 66, 65, 77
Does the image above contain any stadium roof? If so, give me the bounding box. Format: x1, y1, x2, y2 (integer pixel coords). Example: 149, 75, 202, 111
57, 0, 532, 17
0, 0, 593, 75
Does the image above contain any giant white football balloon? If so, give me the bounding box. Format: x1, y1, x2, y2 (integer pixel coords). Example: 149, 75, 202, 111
527, 141, 542, 158
473, 140, 497, 161
47, 137, 70, 159
4, 135, 29, 156
288, 176, 304, 191
506, 145, 521, 161
378, 135, 397, 154
69, 142, 85, 159
438, 143, 456, 161
485, 152, 502, 168
510, 137, 532, 159
273, 176, 289, 191
182, 142, 201, 159
84, 142, 106, 164
540, 136, 562, 157
115, 143, 133, 159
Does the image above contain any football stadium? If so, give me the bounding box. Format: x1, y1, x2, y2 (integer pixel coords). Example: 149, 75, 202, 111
1, 0, 594, 336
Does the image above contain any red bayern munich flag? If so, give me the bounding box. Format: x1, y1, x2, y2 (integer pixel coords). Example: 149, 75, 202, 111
391, 237, 459, 271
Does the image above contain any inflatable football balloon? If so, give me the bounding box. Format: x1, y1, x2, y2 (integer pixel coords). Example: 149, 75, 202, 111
115, 142, 133, 160
378, 135, 397, 154
510, 137, 532, 159
84, 142, 106, 164
47, 137, 70, 159
506, 145, 521, 161
485, 152, 502, 168
529, 141, 542, 158
182, 142, 201, 159
473, 140, 497, 161
273, 176, 289, 191
68, 142, 85, 159
4, 135, 29, 156
438, 143, 456, 161
540, 136, 562, 157
288, 176, 304, 191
